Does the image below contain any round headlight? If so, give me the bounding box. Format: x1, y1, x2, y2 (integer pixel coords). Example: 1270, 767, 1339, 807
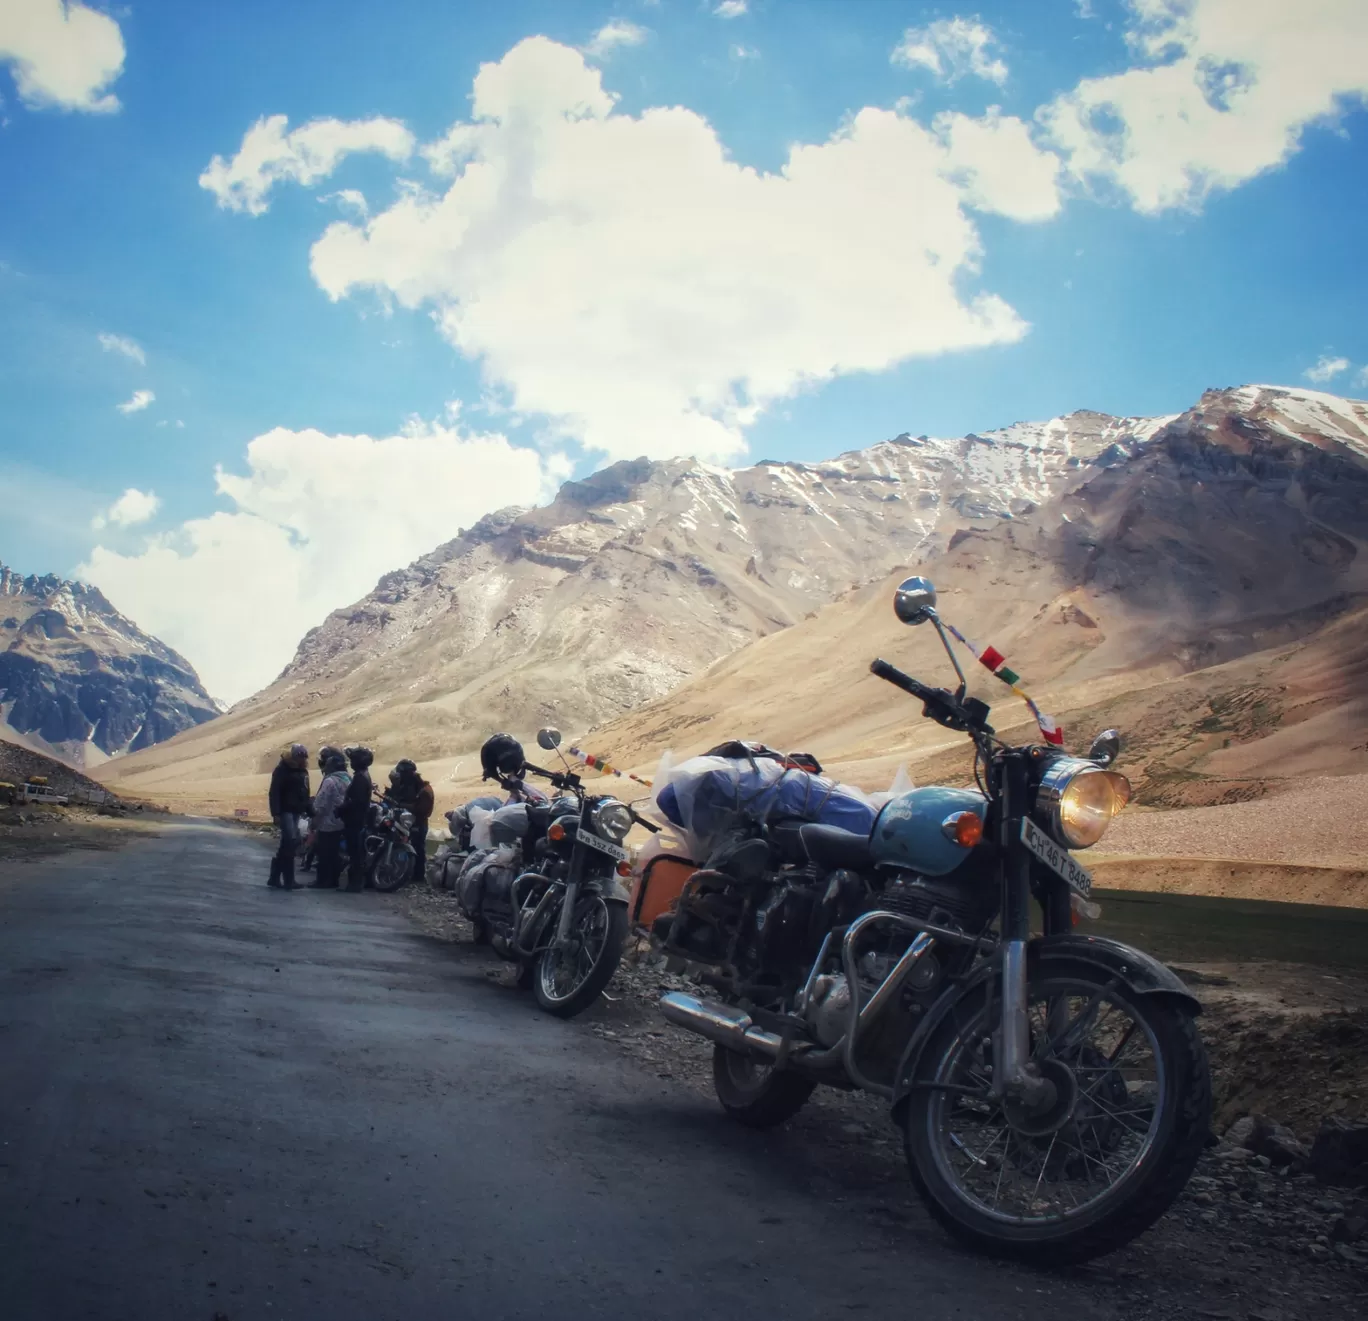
399, 810, 414, 828
1035, 760, 1130, 849
592, 800, 633, 843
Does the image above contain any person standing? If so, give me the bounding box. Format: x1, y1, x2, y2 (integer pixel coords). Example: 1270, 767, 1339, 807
309, 747, 351, 890
340, 746, 375, 892
267, 743, 310, 890
388, 759, 435, 883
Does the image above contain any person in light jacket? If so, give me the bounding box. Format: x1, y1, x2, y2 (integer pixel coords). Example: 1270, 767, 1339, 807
309, 747, 351, 890
267, 743, 310, 890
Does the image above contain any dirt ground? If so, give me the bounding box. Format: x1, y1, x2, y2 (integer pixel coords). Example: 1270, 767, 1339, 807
0, 805, 167, 865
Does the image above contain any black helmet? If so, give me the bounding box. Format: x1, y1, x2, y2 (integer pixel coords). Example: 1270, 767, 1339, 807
394, 758, 416, 778
480, 733, 525, 781
318, 744, 343, 771
346, 746, 374, 771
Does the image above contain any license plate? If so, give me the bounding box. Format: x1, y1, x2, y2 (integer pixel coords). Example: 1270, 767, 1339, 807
1021, 818, 1094, 897
578, 830, 630, 864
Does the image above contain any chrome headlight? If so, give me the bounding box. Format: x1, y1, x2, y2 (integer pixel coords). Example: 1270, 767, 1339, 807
1035, 758, 1130, 850
591, 800, 633, 843
399, 810, 414, 829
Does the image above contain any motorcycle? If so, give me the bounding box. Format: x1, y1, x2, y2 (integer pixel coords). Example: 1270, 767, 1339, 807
456, 727, 642, 1019
363, 796, 419, 893
429, 781, 551, 892
652, 576, 1211, 1264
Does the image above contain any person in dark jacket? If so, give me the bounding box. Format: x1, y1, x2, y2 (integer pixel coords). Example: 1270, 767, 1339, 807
267, 743, 310, 890
387, 758, 435, 883
340, 746, 375, 892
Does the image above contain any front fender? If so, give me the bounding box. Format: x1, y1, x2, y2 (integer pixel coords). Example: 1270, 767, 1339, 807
889, 934, 1200, 1119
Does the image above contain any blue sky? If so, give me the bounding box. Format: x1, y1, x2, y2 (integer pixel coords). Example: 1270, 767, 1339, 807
2, 0, 1366, 701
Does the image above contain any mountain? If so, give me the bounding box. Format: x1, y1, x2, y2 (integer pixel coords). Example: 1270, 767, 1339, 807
0, 567, 220, 768
584, 384, 1368, 803
96, 384, 1368, 815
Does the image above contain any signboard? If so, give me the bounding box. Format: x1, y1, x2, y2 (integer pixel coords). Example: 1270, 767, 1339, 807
234, 808, 250, 818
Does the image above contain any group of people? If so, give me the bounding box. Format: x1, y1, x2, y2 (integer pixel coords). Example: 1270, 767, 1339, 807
266, 743, 434, 892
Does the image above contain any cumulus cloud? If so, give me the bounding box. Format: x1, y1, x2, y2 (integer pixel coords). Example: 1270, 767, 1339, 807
80, 418, 557, 703
892, 17, 1009, 86
1040, 0, 1368, 213
199, 114, 415, 216
1305, 354, 1350, 384
116, 389, 155, 414
321, 188, 369, 218
0, 0, 124, 112
91, 487, 159, 530
98, 331, 145, 365
583, 20, 648, 59
307, 37, 1056, 464
714, 1, 748, 16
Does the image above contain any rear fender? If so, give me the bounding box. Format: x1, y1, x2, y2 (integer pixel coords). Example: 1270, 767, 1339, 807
888, 934, 1200, 1120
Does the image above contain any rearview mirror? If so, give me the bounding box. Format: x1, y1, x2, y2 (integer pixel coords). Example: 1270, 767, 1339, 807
893, 576, 937, 625
537, 727, 562, 751
1088, 729, 1122, 768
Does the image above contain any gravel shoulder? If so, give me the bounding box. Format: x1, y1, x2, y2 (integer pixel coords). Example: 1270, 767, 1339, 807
386, 883, 1368, 1321
0, 804, 166, 865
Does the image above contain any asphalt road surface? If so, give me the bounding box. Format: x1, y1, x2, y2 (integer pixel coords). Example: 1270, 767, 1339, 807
0, 822, 1102, 1321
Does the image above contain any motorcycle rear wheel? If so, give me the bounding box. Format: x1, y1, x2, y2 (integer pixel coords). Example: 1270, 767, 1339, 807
532, 896, 628, 1019
712, 1046, 816, 1129
902, 962, 1210, 1265
371, 842, 416, 894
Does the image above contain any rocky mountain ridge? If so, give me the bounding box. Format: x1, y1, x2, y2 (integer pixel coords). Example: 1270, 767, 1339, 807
0, 566, 219, 767
97, 383, 1368, 811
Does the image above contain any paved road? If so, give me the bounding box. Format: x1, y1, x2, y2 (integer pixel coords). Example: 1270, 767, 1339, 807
0, 823, 1098, 1320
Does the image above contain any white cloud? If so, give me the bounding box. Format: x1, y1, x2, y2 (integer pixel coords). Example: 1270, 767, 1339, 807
730, 44, 759, 62
199, 114, 415, 216
892, 17, 1009, 86
0, 0, 124, 113
321, 188, 370, 218
307, 37, 1056, 464
1305, 354, 1350, 384
80, 418, 555, 703
583, 21, 648, 60
1040, 0, 1368, 214
935, 108, 1062, 221
98, 331, 145, 365
1355, 366, 1368, 390
714, 1, 748, 17
91, 487, 160, 530
116, 389, 155, 414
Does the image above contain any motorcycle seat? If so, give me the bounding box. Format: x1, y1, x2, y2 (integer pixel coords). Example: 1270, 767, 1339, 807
795, 823, 875, 873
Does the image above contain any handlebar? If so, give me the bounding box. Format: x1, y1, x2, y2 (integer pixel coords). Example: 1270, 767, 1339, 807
870, 659, 994, 735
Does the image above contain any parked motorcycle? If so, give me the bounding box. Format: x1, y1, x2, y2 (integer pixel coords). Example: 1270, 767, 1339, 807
456, 728, 642, 1018
653, 576, 1211, 1264
363, 796, 418, 893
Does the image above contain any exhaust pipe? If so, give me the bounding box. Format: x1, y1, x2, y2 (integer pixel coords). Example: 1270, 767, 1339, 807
659, 991, 785, 1059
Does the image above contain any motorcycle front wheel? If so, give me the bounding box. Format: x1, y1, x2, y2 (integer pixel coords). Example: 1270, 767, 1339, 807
903, 961, 1210, 1265
532, 896, 628, 1019
371, 842, 416, 894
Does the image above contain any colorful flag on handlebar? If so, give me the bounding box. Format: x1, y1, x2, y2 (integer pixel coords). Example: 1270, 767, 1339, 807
566, 747, 655, 788
942, 623, 1065, 747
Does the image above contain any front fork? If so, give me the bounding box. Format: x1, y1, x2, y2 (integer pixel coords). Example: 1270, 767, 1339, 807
553, 801, 592, 949
993, 751, 1054, 1109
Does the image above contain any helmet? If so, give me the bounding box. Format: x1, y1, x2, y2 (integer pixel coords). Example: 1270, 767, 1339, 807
480, 733, 525, 782
346, 746, 374, 771
394, 758, 416, 778
318, 744, 343, 771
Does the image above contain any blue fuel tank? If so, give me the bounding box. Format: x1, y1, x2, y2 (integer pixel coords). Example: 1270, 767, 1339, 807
870, 785, 988, 876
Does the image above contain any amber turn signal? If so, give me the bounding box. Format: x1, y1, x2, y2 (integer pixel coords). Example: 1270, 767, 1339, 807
616, 860, 633, 877
548, 822, 566, 842
941, 810, 984, 848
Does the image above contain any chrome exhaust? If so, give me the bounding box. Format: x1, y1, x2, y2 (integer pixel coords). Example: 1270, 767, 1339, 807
659, 991, 785, 1059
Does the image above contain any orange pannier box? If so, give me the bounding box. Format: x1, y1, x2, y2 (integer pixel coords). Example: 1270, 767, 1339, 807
630, 854, 698, 930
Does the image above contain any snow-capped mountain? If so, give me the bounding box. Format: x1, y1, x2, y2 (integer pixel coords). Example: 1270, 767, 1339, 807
98, 382, 1368, 809
0, 567, 219, 767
